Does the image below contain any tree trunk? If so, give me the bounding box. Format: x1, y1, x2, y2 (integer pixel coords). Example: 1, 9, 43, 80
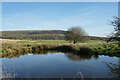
73, 40, 77, 44
118, 42, 120, 47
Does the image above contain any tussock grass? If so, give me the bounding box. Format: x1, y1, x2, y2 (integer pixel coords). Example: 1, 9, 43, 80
1, 39, 120, 58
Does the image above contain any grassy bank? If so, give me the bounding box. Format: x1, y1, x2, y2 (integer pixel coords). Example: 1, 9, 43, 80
1, 39, 120, 58
89, 43, 120, 56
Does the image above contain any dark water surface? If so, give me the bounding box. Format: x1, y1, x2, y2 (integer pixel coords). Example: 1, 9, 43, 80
2, 52, 119, 78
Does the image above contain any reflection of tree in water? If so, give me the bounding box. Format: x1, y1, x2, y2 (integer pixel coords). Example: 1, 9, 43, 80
65, 53, 94, 61
104, 61, 120, 78
2, 50, 49, 58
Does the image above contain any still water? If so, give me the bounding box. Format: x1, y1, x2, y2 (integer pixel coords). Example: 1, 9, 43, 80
2, 52, 119, 78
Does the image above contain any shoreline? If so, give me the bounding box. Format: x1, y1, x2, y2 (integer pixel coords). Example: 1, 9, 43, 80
1, 39, 120, 58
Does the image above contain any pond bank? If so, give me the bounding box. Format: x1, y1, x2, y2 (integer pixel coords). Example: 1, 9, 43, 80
2, 42, 120, 58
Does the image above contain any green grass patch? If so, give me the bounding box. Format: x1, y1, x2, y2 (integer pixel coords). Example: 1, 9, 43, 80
40, 40, 70, 44
17, 40, 105, 44
85, 40, 105, 43
17, 40, 71, 44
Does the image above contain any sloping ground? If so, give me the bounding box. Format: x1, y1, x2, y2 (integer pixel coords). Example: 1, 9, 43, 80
1, 30, 65, 40
1, 30, 107, 40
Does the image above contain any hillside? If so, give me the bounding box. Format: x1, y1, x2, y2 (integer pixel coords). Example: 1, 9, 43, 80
1, 30, 107, 40
1, 30, 65, 40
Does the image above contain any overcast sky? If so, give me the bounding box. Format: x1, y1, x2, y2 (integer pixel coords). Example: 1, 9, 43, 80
2, 2, 118, 37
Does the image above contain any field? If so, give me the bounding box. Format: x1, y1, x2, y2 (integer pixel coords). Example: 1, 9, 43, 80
1, 39, 105, 44
18, 40, 105, 44
18, 40, 70, 44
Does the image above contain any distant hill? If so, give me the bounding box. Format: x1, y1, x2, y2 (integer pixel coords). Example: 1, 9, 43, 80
1, 30, 107, 40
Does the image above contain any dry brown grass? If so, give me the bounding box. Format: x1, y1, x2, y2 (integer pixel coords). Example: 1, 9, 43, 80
2, 39, 119, 58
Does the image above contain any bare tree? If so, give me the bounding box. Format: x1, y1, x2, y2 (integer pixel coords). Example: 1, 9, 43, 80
65, 26, 88, 44
108, 16, 120, 45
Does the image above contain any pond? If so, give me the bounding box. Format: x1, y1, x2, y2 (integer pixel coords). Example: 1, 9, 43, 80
1, 51, 119, 78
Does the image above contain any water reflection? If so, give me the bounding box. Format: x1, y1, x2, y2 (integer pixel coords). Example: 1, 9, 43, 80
2, 50, 48, 58
65, 53, 92, 61
104, 62, 120, 78
2, 50, 99, 62
2, 50, 119, 78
